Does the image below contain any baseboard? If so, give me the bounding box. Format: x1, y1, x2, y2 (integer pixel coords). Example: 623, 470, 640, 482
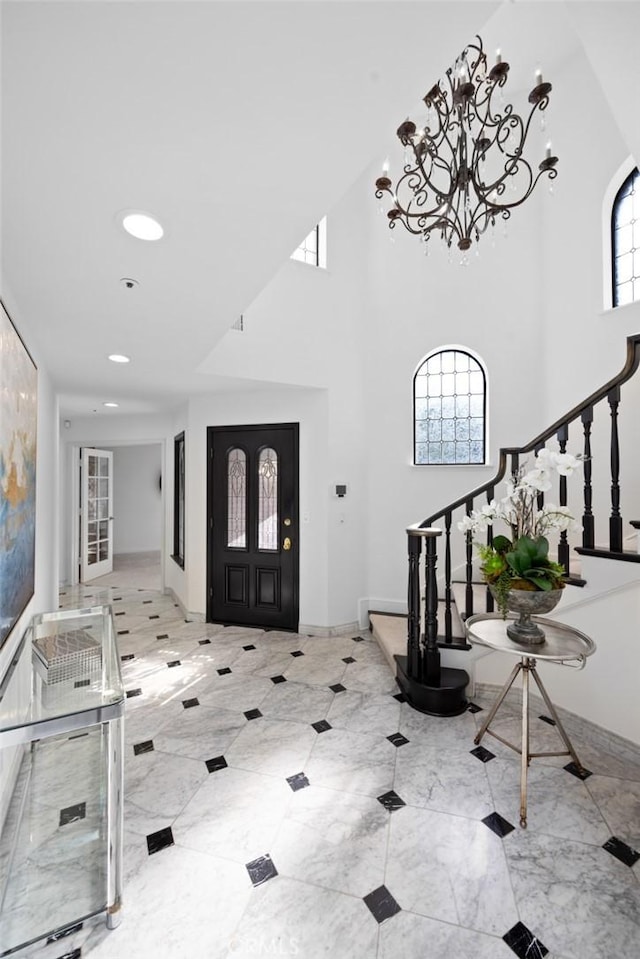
300, 621, 361, 637
474, 681, 640, 765
163, 587, 204, 623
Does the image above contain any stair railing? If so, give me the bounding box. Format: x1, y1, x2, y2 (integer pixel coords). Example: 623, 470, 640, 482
406, 332, 640, 665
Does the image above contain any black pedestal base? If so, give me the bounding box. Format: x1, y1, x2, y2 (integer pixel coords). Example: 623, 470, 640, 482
395, 655, 469, 717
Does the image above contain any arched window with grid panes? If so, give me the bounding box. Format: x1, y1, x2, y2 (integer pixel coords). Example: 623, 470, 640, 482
612, 167, 640, 307
414, 348, 486, 465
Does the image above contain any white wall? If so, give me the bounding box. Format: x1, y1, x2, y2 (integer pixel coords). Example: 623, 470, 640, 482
0, 296, 59, 829
103, 444, 162, 554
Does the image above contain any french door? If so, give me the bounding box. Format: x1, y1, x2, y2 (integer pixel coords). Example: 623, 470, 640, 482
80, 447, 114, 582
207, 424, 299, 631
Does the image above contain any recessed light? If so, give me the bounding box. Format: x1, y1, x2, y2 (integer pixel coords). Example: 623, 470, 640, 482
108, 354, 130, 363
121, 211, 164, 241
103, 402, 119, 408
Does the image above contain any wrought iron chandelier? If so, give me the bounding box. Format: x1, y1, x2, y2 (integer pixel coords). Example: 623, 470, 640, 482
374, 36, 558, 254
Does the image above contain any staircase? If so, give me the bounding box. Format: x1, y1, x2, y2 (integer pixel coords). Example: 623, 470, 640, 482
372, 332, 640, 718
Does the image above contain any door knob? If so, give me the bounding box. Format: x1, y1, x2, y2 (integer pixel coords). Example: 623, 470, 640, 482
283, 537, 292, 551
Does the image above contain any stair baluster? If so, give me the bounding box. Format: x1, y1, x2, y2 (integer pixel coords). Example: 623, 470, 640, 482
581, 407, 594, 549
608, 386, 623, 552
465, 498, 474, 618
424, 532, 441, 684
557, 423, 570, 575
485, 486, 494, 612
444, 511, 453, 642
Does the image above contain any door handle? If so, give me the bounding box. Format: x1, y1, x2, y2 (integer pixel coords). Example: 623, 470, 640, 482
283, 537, 292, 551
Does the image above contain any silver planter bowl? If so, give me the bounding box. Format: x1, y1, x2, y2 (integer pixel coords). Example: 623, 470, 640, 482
491, 586, 564, 645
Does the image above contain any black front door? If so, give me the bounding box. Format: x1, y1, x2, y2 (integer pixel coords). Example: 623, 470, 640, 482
207, 423, 299, 631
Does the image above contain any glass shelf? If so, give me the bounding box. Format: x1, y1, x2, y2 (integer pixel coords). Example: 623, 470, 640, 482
0, 606, 124, 956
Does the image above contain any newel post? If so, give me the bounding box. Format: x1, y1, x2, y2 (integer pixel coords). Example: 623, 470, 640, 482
406, 525, 442, 682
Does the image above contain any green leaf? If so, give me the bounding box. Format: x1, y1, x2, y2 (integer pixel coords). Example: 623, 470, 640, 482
492, 535, 512, 554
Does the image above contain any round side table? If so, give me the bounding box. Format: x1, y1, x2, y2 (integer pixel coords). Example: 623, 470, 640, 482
465, 613, 596, 828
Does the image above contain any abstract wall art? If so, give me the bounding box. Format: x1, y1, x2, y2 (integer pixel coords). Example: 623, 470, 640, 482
0, 301, 37, 649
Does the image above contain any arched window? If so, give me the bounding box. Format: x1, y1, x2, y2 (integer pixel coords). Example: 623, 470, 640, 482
414, 348, 486, 465
612, 167, 640, 307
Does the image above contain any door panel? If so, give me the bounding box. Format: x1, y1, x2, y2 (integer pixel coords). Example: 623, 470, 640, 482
80, 448, 114, 582
207, 424, 299, 631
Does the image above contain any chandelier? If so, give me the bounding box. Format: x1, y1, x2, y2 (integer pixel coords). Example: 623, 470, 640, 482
374, 36, 558, 255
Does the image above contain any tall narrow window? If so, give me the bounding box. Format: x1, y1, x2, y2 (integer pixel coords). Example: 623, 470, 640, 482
290, 217, 327, 268
258, 447, 278, 550
612, 167, 640, 307
227, 448, 247, 548
172, 432, 185, 567
414, 349, 486, 465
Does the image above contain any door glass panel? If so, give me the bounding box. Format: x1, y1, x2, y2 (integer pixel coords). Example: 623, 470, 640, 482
258, 448, 278, 551
227, 449, 247, 548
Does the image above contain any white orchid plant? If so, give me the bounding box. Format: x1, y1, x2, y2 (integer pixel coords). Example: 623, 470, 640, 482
458, 448, 583, 614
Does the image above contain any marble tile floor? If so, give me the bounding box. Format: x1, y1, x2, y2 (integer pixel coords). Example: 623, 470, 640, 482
5, 583, 640, 959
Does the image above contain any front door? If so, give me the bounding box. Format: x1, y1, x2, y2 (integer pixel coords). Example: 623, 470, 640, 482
80, 447, 114, 582
207, 424, 299, 631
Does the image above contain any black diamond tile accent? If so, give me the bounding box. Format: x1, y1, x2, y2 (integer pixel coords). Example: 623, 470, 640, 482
287, 772, 310, 792
342, 656, 356, 664
126, 688, 142, 698
329, 683, 346, 693
206, 755, 228, 773
377, 790, 406, 813
113, 596, 122, 601
217, 667, 232, 676
311, 720, 332, 734
146, 826, 174, 855
121, 653, 135, 662
74, 679, 90, 688
482, 811, 516, 838
167, 660, 181, 668
243, 644, 256, 651
603, 836, 640, 867
143, 600, 153, 604
393, 692, 407, 703
199, 639, 211, 645
470, 745, 496, 763
387, 733, 409, 748
352, 636, 365, 642
363, 885, 402, 924
133, 740, 154, 756
149, 614, 160, 619
503, 921, 548, 959
183, 697, 200, 709
156, 633, 169, 640
538, 714, 556, 726
244, 708, 263, 721
117, 629, 130, 636
115, 611, 125, 616
47, 922, 83, 943
564, 761, 592, 780
271, 675, 287, 684
57, 949, 81, 959
246, 853, 279, 887
467, 702, 483, 714
59, 802, 86, 826
290, 650, 304, 657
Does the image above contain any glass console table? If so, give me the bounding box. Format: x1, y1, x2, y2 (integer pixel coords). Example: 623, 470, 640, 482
0, 606, 124, 956
465, 613, 596, 828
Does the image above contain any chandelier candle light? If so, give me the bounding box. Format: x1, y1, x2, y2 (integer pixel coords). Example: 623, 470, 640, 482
374, 36, 558, 256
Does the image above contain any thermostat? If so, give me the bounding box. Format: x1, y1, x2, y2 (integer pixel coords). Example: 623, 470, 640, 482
335, 484, 347, 498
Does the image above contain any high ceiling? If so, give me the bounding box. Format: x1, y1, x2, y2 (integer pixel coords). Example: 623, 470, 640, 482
0, 1, 592, 416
